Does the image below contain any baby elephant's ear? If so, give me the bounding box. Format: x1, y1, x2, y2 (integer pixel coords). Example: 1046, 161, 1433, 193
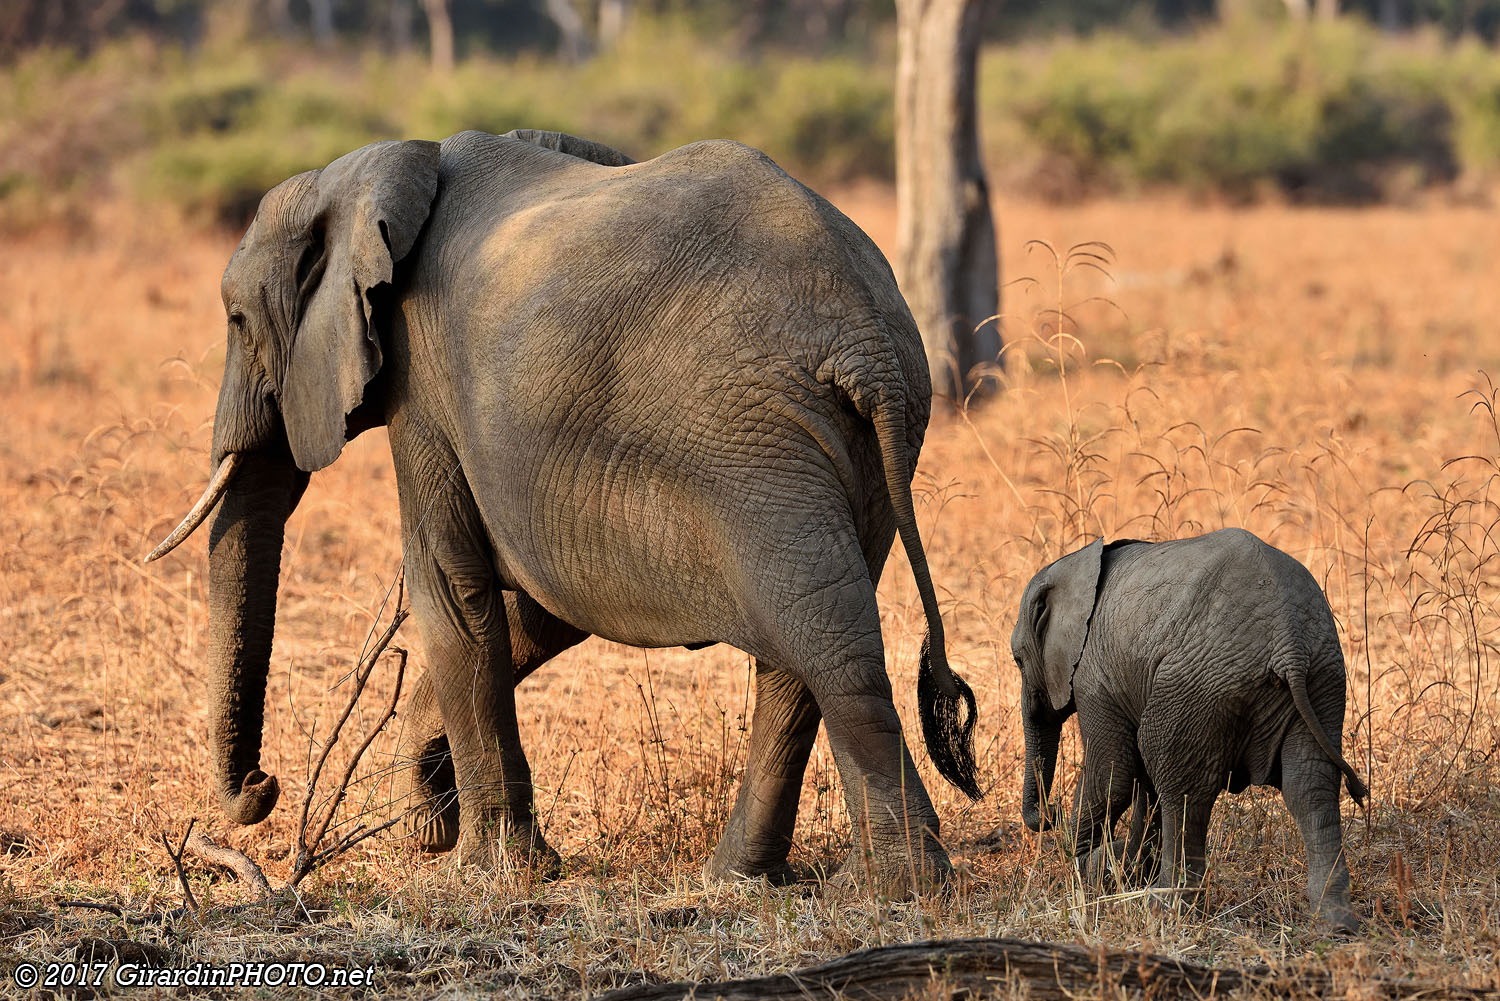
1039, 538, 1105, 710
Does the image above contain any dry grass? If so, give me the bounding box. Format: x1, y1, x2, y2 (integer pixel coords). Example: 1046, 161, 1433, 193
2, 192, 1498, 997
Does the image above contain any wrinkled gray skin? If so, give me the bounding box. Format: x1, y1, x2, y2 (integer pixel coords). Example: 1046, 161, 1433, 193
1010, 529, 1367, 929
181, 129, 980, 897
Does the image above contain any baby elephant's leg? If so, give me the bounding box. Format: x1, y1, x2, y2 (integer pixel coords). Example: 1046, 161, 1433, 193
1139, 701, 1228, 911
1120, 771, 1161, 886
1072, 708, 1139, 888
1280, 725, 1359, 930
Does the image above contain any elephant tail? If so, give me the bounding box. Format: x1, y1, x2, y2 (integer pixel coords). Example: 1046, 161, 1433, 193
872, 399, 981, 800
1281, 655, 1369, 806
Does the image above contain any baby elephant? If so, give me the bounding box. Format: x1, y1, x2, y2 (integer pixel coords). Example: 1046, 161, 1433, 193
1011, 528, 1367, 929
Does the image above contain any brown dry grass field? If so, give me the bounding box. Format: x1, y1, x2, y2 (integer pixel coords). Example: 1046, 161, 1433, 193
2, 189, 1499, 998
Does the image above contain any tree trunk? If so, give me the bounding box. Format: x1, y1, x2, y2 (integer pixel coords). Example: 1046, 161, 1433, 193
1282, 0, 1310, 19
1378, 0, 1399, 32
308, 0, 334, 45
545, 0, 593, 62
389, 0, 414, 52
1314, 0, 1338, 20
421, 0, 454, 74
598, 0, 631, 45
794, 0, 853, 50
895, 0, 1000, 405
266, 0, 293, 37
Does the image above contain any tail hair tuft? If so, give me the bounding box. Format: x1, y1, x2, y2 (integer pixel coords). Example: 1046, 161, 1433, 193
917, 633, 981, 800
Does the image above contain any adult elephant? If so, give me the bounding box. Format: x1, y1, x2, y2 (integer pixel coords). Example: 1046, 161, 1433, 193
147, 129, 980, 895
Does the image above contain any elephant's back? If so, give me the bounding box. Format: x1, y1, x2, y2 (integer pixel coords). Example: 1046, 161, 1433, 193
1091, 529, 1339, 710
435, 133, 921, 390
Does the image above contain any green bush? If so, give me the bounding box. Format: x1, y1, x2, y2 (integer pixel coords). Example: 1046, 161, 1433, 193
987, 19, 1500, 200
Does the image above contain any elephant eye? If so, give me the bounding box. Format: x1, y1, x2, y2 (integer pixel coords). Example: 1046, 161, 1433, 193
227, 312, 257, 358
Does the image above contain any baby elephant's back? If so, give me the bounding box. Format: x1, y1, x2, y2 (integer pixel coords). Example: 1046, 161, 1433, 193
1103, 527, 1341, 671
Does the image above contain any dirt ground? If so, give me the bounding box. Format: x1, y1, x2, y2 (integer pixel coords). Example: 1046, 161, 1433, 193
1, 189, 1497, 997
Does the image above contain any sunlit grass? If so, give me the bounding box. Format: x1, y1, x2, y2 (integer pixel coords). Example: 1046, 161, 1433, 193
1, 192, 1497, 995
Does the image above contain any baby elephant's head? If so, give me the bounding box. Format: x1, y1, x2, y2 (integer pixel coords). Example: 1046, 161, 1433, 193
1011, 539, 1104, 831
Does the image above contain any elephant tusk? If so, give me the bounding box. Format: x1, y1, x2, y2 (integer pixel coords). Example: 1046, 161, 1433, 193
143, 453, 244, 563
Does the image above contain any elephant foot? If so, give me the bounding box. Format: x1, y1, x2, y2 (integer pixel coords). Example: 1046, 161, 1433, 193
454, 819, 562, 880
1315, 901, 1361, 934
828, 840, 952, 900
1145, 882, 1206, 917
1083, 840, 1157, 892
404, 796, 459, 853
704, 843, 799, 887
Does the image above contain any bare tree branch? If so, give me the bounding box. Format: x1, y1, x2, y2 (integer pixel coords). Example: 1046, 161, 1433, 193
289, 579, 410, 887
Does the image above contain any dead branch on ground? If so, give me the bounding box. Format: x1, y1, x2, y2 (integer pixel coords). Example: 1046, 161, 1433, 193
595, 937, 1500, 1001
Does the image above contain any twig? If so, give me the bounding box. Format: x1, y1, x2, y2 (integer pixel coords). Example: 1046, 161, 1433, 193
290, 582, 409, 887
293, 651, 407, 885
57, 901, 125, 917
159, 817, 200, 912
297, 605, 409, 848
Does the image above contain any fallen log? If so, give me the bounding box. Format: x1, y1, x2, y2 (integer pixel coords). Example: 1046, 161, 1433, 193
596, 937, 1499, 1001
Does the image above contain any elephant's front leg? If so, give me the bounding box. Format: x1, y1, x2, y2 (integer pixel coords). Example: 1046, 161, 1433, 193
394, 436, 558, 876
407, 552, 558, 875
707, 663, 822, 885
393, 594, 586, 854
1072, 710, 1141, 890
393, 671, 458, 852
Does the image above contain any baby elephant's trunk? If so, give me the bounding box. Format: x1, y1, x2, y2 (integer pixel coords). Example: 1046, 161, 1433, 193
1020, 712, 1061, 832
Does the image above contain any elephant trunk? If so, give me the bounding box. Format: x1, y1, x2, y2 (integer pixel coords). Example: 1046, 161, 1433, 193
206, 449, 304, 826
1021, 712, 1061, 832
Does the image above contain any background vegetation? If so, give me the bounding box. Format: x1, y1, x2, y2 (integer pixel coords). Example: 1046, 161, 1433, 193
4, 4, 1500, 228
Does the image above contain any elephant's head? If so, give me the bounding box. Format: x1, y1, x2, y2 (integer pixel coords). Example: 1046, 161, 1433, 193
145, 139, 440, 826
1011, 538, 1104, 832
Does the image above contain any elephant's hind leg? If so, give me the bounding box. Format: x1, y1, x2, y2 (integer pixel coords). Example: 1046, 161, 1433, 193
1122, 769, 1161, 885
739, 525, 947, 898
1139, 697, 1229, 910
707, 663, 822, 885
1280, 724, 1358, 930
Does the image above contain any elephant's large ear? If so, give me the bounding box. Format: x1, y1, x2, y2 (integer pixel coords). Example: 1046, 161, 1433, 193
281, 139, 440, 472
1037, 538, 1105, 711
